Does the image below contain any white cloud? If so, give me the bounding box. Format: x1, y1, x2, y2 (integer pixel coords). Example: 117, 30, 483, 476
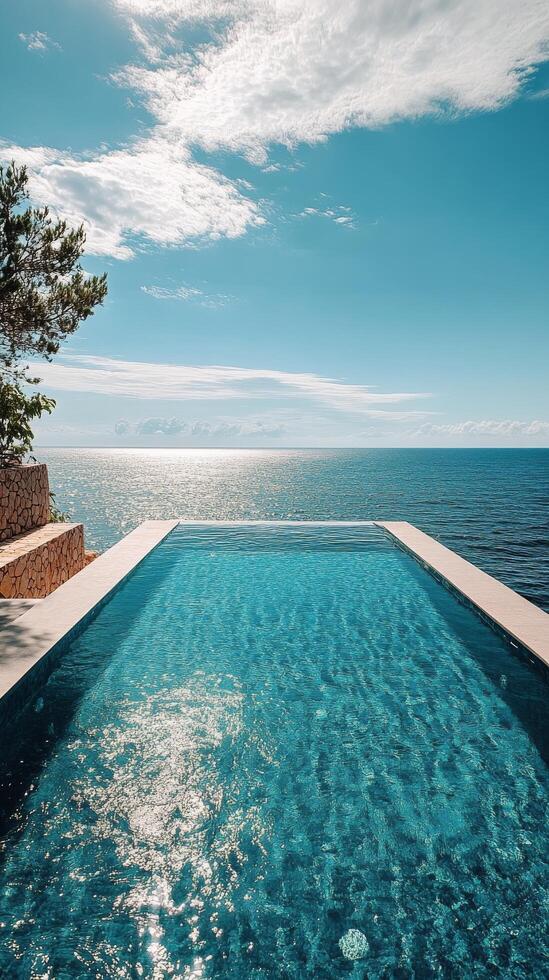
30, 354, 430, 414
413, 420, 549, 437
6, 1, 548, 260
141, 283, 231, 307
113, 0, 549, 162
1, 138, 263, 260
19, 31, 61, 53
112, 0, 242, 19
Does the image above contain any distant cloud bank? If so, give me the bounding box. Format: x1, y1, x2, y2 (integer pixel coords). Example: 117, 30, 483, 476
413, 420, 549, 438
116, 417, 286, 438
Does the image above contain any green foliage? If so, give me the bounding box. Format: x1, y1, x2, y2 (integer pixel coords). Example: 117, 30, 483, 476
0, 162, 107, 465
0, 162, 108, 380
49, 490, 70, 523
0, 380, 55, 467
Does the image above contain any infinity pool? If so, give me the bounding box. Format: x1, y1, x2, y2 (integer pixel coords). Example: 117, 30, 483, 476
0, 524, 547, 977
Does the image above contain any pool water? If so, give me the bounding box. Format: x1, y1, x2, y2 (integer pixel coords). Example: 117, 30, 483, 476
0, 525, 547, 978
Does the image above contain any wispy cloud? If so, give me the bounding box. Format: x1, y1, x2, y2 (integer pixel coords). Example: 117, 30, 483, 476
527, 86, 549, 100
141, 283, 231, 307
298, 203, 357, 229
31, 354, 431, 415
413, 420, 549, 438
19, 31, 61, 53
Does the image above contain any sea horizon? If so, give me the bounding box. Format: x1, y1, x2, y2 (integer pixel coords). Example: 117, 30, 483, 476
35, 445, 549, 452
37, 447, 549, 612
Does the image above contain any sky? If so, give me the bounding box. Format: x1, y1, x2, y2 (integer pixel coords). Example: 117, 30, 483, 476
1, 0, 548, 448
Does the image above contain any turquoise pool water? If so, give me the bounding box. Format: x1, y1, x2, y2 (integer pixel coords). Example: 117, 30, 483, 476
0, 525, 547, 978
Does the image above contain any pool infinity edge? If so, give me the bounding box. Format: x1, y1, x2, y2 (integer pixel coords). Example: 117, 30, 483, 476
0, 519, 547, 722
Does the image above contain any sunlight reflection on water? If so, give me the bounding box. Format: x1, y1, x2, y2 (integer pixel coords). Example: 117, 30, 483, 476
40, 447, 549, 608
0, 526, 547, 976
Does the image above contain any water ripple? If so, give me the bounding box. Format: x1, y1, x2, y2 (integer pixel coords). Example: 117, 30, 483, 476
0, 528, 547, 976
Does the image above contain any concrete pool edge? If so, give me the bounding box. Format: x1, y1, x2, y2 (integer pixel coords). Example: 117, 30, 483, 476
376, 521, 549, 671
0, 520, 178, 716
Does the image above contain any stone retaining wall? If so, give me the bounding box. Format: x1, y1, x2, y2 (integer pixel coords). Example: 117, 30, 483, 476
0, 523, 86, 599
0, 464, 50, 542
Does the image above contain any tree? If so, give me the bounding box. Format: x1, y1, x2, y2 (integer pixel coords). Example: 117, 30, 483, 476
0, 162, 107, 465
0, 162, 107, 380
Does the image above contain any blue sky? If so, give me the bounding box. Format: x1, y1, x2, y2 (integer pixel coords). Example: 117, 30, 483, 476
2, 0, 548, 447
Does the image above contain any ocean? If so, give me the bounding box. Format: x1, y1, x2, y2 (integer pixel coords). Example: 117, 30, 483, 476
39, 447, 549, 611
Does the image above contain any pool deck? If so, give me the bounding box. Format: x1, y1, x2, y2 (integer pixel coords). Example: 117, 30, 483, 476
0, 519, 547, 717
0, 598, 41, 627
376, 521, 549, 669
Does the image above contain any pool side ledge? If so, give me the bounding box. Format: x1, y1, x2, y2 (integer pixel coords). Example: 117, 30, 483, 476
376, 521, 549, 670
0, 520, 178, 713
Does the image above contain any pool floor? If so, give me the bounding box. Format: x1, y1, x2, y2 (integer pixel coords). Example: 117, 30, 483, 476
0, 525, 547, 977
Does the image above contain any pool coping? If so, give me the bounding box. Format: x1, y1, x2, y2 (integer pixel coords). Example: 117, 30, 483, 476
1, 519, 547, 717
375, 521, 549, 671
0, 520, 178, 715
